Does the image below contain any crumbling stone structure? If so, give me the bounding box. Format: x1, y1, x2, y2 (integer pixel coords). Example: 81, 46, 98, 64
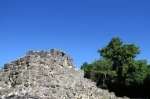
0, 48, 129, 99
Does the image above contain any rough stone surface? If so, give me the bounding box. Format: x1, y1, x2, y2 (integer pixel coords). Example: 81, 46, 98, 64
0, 48, 129, 99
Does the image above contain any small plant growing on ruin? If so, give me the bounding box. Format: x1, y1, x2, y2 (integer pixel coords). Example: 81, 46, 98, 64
51, 85, 55, 88
40, 61, 45, 65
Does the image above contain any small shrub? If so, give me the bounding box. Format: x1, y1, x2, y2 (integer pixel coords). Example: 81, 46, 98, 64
51, 85, 55, 88
40, 61, 45, 65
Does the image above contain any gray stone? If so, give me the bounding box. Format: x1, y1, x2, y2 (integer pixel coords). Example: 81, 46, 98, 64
15, 73, 23, 85
0, 48, 129, 99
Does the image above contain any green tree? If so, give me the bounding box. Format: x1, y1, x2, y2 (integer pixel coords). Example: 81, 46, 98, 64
81, 62, 92, 78
90, 59, 117, 88
81, 37, 150, 97
98, 37, 147, 86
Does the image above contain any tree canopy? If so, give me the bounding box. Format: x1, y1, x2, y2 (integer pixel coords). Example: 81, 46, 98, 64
81, 37, 150, 98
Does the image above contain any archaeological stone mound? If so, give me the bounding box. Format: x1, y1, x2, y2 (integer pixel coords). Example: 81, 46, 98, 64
0, 48, 129, 99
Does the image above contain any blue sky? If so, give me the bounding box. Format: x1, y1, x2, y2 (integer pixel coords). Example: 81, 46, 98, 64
0, 0, 150, 68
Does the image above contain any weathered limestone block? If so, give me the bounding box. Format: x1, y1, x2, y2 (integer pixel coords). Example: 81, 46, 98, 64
0, 48, 129, 99
15, 73, 23, 85
67, 56, 73, 66
3, 64, 11, 70
4, 93, 40, 99
51, 48, 62, 59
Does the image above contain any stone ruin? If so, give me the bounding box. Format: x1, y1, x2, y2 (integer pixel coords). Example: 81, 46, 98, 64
0, 48, 129, 99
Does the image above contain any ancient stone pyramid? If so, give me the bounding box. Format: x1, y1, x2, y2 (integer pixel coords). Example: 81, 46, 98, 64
0, 48, 128, 99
